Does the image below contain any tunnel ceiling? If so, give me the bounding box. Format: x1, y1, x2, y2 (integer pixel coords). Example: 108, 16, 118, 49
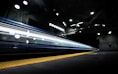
1, 0, 118, 36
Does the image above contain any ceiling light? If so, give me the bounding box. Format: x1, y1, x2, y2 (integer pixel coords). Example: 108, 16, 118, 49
56, 13, 59, 16
14, 4, 20, 9
102, 24, 106, 27
62, 21, 67, 27
23, 0, 28, 5
76, 24, 80, 27
97, 33, 100, 36
49, 23, 65, 32
70, 24, 76, 27
69, 19, 73, 22
94, 24, 100, 26
79, 31, 82, 33
53, 9, 56, 11
77, 22, 84, 24
76, 22, 83, 27
108, 31, 112, 34
88, 26, 90, 28
80, 28, 84, 30
90, 11, 95, 15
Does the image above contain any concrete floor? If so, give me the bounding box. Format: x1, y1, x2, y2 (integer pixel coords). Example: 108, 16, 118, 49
0, 51, 118, 74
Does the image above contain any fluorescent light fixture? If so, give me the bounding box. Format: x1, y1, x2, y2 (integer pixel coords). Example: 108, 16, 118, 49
76, 24, 80, 27
77, 22, 84, 24
49, 23, 65, 32
23, 0, 28, 5
77, 22, 83, 27
70, 24, 76, 27
70, 22, 83, 27
14, 4, 20, 9
62, 21, 67, 27
94, 24, 100, 26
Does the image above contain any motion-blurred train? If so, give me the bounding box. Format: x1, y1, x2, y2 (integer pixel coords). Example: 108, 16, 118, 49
0, 17, 98, 54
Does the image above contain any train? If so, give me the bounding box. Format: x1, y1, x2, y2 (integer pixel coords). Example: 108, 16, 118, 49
0, 16, 98, 54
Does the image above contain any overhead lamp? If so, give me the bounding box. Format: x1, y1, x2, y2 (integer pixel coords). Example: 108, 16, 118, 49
14, 4, 20, 9
80, 28, 84, 30
77, 22, 84, 24
49, 23, 65, 32
97, 33, 100, 36
88, 26, 90, 28
102, 24, 106, 27
108, 31, 112, 34
90, 11, 95, 15
56, 13, 59, 16
23, 0, 28, 5
62, 21, 67, 27
79, 31, 82, 33
76, 24, 80, 27
69, 19, 73, 22
94, 24, 100, 26
53, 9, 56, 11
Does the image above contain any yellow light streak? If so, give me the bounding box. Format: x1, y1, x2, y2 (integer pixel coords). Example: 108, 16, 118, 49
0, 51, 93, 70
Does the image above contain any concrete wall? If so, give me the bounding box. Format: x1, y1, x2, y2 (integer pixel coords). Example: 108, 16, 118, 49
6, 8, 29, 24
98, 35, 118, 51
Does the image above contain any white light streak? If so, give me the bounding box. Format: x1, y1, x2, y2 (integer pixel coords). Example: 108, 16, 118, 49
0, 25, 92, 49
